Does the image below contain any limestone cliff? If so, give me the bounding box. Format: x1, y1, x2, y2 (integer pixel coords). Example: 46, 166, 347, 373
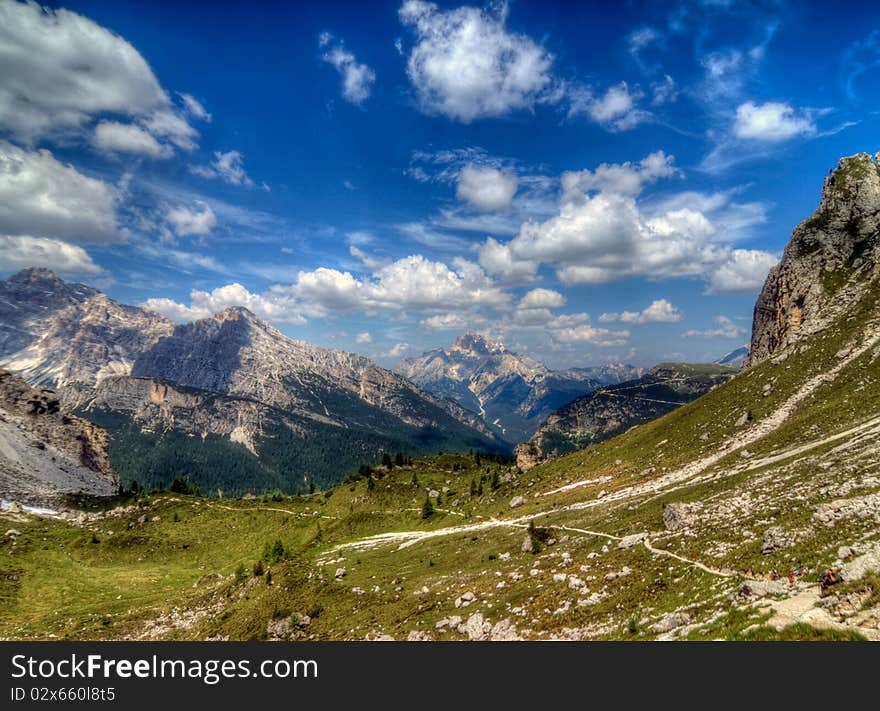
750, 153, 880, 363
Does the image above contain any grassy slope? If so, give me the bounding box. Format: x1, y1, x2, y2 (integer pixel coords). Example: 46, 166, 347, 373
2, 283, 879, 641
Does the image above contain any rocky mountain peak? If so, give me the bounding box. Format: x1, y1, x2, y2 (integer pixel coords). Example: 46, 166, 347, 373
212, 305, 258, 323
451, 332, 507, 355
750, 153, 880, 364
3, 267, 97, 305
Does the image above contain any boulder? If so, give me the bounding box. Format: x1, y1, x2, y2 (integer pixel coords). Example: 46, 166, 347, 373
663, 503, 695, 531
651, 612, 691, 634
616, 532, 648, 550
761, 527, 791, 554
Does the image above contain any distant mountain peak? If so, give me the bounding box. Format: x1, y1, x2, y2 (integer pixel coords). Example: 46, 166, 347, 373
451, 332, 507, 355
212, 305, 259, 323
10, 267, 62, 283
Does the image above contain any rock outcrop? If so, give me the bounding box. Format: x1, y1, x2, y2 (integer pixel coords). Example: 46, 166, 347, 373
0, 369, 117, 502
750, 153, 880, 363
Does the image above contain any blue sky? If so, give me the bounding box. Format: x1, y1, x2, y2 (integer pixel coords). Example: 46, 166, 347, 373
1, 0, 879, 368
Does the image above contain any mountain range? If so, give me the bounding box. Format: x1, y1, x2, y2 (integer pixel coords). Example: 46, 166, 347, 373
397, 333, 642, 444
0, 270, 502, 495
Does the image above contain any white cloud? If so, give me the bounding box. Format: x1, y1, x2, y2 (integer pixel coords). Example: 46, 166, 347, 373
479, 152, 778, 292
456, 164, 518, 211
651, 75, 677, 105
550, 323, 630, 347
518, 288, 565, 309
143, 282, 306, 325
0, 234, 100, 274
178, 93, 211, 122
707, 248, 778, 293
599, 298, 682, 325
399, 0, 556, 122
320, 32, 376, 105
377, 342, 411, 359
165, 203, 217, 237
513, 307, 554, 325
0, 142, 118, 243
477, 236, 538, 284
349, 245, 388, 270
561, 150, 677, 200
93, 121, 171, 158
733, 101, 817, 142
191, 150, 254, 187
568, 82, 649, 131
420, 311, 487, 331
0, 0, 168, 141
684, 315, 745, 339
356, 332, 372, 344
0, 2, 202, 152
293, 254, 509, 314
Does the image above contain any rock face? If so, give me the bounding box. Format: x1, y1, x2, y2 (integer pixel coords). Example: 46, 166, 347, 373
750, 153, 880, 364
130, 307, 493, 437
0, 269, 173, 401
398, 333, 641, 444
517, 363, 735, 469
0, 370, 117, 503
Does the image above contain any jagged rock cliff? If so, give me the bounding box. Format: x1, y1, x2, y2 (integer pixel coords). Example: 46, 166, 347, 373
0, 268, 173, 400
398, 333, 641, 443
0, 370, 117, 502
516, 363, 735, 470
750, 153, 880, 363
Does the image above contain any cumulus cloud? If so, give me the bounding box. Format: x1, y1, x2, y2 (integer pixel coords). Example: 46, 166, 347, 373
707, 248, 778, 293
145, 253, 511, 331
0, 1, 201, 150
456, 164, 518, 211
683, 315, 746, 339
479, 151, 778, 292
549, 321, 630, 347
0, 234, 101, 275
420, 311, 487, 331
293, 254, 509, 314
191, 150, 254, 186
568, 82, 649, 131
143, 282, 306, 325
600, 299, 682, 325
93, 120, 171, 158
477, 236, 538, 284
733, 101, 817, 142
561, 150, 677, 200
165, 203, 217, 237
0, 1, 166, 140
355, 332, 372, 344
518, 288, 565, 309
319, 32, 376, 105
0, 142, 118, 243
398, 0, 556, 122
